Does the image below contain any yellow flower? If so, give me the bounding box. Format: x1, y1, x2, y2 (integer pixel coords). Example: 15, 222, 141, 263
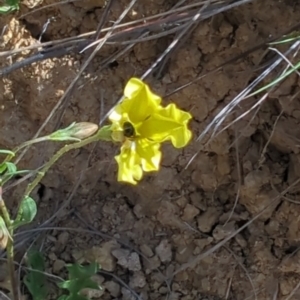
109, 77, 192, 185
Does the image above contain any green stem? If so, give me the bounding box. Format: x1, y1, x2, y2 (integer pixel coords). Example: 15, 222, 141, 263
7, 239, 18, 300
0, 187, 18, 300
16, 127, 111, 221
4, 136, 50, 163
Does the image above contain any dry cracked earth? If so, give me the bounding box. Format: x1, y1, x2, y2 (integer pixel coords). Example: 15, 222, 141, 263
1, 0, 300, 299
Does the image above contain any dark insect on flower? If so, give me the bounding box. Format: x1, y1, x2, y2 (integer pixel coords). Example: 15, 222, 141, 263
123, 121, 135, 138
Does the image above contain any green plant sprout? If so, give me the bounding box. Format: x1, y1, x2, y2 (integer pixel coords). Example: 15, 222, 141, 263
268, 31, 300, 45
246, 35, 300, 98
248, 60, 300, 98
24, 250, 100, 300
58, 262, 101, 300
0, 78, 192, 299
0, 0, 19, 14
24, 250, 47, 300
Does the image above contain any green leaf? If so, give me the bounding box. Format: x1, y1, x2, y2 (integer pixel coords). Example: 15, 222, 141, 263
0, 4, 18, 14
0, 162, 18, 184
0, 164, 7, 174
58, 278, 99, 292
24, 250, 48, 300
6, 0, 19, 5
58, 262, 101, 300
0, 5, 13, 13
0, 0, 19, 14
0, 162, 17, 175
13, 196, 37, 229
67, 263, 99, 280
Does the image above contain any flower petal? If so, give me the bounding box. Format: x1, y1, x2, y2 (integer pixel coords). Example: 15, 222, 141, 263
115, 139, 162, 184
136, 139, 161, 171
121, 77, 162, 123
115, 143, 143, 185
138, 103, 192, 148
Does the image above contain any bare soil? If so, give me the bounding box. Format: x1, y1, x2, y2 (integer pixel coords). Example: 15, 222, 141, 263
1, 0, 300, 299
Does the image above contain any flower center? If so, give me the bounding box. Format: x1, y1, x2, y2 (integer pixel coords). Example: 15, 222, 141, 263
123, 121, 135, 138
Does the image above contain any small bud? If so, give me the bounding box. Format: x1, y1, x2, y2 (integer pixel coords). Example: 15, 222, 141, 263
0, 229, 8, 249
49, 122, 99, 141
70, 122, 99, 139
0, 217, 10, 250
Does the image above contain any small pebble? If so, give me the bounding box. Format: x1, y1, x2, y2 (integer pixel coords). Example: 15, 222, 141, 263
104, 281, 120, 297
182, 204, 200, 221
140, 244, 154, 258
52, 259, 65, 274
155, 240, 172, 262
